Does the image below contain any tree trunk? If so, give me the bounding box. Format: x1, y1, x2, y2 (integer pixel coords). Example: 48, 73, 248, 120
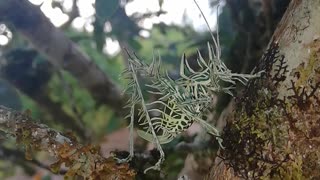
0, 0, 127, 117
208, 0, 320, 179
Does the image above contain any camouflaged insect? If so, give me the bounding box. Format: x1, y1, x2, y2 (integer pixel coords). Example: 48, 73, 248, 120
118, 0, 262, 173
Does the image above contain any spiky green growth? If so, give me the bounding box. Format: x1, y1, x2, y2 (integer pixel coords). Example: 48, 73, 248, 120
119, 0, 262, 173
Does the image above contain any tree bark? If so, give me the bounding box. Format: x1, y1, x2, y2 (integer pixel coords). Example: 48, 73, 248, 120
208, 0, 320, 179
0, 0, 127, 117
0, 105, 135, 179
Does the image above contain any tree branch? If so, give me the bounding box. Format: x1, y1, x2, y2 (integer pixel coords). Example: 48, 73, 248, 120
0, 0, 127, 117
0, 105, 135, 179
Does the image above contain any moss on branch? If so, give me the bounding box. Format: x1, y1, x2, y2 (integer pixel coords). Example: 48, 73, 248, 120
0, 105, 135, 180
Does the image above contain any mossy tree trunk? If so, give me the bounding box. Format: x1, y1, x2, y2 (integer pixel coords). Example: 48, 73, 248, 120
208, 0, 320, 179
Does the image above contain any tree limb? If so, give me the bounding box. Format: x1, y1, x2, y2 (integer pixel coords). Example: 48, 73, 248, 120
0, 105, 135, 179
0, 0, 127, 117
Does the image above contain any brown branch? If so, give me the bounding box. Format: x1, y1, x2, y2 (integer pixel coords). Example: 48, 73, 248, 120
0, 105, 135, 179
0, 0, 128, 117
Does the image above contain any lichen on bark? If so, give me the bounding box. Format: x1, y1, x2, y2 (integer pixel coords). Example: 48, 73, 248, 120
210, 0, 320, 179
0, 106, 136, 179
221, 40, 320, 179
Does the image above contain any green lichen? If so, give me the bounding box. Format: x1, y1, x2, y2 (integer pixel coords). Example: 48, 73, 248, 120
221, 42, 320, 179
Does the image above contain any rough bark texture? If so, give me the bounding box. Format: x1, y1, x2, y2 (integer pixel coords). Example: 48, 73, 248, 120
0, 105, 135, 179
208, 0, 320, 179
0, 0, 127, 117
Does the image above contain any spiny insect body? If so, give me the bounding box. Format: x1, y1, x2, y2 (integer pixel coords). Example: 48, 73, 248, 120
118, 0, 262, 173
